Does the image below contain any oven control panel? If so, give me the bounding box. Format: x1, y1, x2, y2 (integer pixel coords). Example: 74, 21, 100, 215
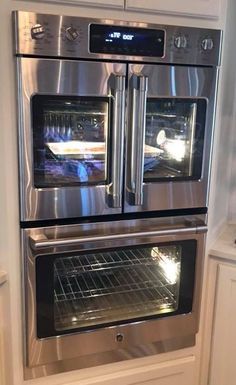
14, 11, 222, 66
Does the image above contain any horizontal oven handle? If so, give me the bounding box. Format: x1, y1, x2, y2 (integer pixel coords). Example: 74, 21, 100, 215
107, 73, 126, 208
29, 225, 207, 250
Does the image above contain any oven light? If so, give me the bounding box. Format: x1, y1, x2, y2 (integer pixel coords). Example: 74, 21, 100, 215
165, 139, 186, 162
158, 256, 180, 284
151, 248, 180, 285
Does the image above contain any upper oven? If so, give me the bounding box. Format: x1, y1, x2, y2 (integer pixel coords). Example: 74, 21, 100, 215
14, 12, 222, 221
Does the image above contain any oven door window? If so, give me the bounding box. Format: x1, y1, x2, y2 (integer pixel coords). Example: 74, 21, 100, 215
144, 98, 206, 181
36, 240, 196, 338
31, 95, 109, 187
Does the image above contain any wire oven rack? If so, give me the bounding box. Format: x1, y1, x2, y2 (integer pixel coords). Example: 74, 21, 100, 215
54, 247, 180, 330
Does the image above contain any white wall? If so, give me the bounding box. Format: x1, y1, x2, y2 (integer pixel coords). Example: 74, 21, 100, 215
206, 0, 236, 246
225, 0, 236, 223
0, 1, 228, 384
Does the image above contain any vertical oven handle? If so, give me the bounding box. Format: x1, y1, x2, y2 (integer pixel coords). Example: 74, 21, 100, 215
107, 73, 126, 208
127, 74, 148, 206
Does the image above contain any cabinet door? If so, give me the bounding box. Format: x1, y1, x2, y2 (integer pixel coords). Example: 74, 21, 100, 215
125, 0, 220, 19
209, 264, 236, 385
32, 0, 124, 8
68, 356, 196, 385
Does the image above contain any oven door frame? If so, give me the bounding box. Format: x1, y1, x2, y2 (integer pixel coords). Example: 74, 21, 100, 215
17, 57, 126, 221
22, 216, 207, 377
124, 64, 219, 213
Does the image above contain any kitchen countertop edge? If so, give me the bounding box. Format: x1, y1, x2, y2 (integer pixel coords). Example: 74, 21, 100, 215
209, 223, 236, 261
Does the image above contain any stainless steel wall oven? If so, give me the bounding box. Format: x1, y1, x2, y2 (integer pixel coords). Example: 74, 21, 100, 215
14, 11, 222, 222
13, 11, 222, 379
23, 216, 206, 378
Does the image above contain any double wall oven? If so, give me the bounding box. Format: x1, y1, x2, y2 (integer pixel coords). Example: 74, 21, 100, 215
14, 11, 222, 379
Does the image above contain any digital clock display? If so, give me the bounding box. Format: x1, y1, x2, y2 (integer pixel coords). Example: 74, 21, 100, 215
89, 24, 165, 57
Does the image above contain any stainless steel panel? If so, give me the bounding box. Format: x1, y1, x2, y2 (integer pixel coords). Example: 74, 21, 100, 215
22, 216, 206, 374
17, 57, 126, 221
126, 74, 148, 206
106, 74, 126, 208
24, 335, 195, 379
125, 64, 218, 213
13, 11, 222, 67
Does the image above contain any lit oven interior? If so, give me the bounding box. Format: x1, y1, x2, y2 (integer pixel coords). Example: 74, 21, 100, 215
144, 99, 205, 181
53, 245, 181, 331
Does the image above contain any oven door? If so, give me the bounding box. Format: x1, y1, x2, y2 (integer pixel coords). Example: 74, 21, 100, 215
23, 216, 206, 375
125, 64, 218, 212
17, 58, 126, 221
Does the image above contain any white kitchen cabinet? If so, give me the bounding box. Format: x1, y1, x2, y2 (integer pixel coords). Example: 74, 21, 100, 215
65, 356, 197, 385
73, 0, 123, 6
209, 263, 236, 385
17, 0, 221, 18
125, 0, 220, 19
27, 0, 124, 8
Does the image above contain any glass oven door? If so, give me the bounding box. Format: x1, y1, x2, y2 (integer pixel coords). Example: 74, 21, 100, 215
125, 64, 218, 213
36, 240, 196, 337
18, 58, 126, 221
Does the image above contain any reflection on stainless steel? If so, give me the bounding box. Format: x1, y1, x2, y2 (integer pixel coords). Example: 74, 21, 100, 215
22, 216, 206, 378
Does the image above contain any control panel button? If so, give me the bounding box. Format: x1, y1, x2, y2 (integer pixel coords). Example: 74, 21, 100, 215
65, 27, 79, 41
201, 38, 214, 51
174, 35, 187, 49
31, 24, 45, 40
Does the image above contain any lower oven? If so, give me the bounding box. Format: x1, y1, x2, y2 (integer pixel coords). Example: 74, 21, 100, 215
22, 215, 207, 379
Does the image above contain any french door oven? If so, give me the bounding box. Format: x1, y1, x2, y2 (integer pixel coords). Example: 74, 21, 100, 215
18, 57, 217, 221
15, 11, 222, 380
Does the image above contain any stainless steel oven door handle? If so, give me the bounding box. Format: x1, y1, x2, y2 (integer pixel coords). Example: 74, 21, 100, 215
128, 74, 148, 206
107, 73, 126, 208
29, 225, 207, 250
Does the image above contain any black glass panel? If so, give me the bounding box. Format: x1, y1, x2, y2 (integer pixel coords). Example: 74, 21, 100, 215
144, 98, 206, 181
31, 95, 109, 188
36, 240, 196, 338
90, 24, 165, 57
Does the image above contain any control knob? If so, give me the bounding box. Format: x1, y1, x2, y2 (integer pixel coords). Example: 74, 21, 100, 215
201, 38, 214, 51
65, 27, 80, 41
174, 35, 187, 49
31, 24, 45, 40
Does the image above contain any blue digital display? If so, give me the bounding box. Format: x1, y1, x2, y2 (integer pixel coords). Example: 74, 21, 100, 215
106, 32, 134, 42
90, 24, 165, 57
